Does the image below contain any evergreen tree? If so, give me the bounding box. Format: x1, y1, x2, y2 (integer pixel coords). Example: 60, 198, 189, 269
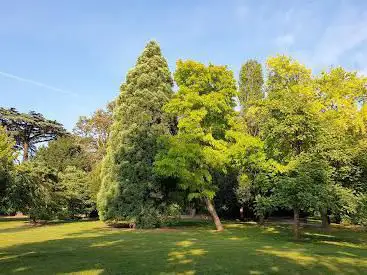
59, 166, 94, 218
0, 108, 66, 161
97, 41, 173, 227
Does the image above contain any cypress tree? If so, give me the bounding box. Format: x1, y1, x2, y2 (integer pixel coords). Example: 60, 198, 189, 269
97, 41, 173, 227
238, 60, 264, 110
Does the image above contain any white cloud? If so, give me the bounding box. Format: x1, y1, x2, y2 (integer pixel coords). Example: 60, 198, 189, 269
293, 5, 367, 71
312, 18, 367, 68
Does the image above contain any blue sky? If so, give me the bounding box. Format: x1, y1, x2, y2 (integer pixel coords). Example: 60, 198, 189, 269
1, 0, 367, 130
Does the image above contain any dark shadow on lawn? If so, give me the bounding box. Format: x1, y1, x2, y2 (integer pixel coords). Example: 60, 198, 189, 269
0, 217, 29, 222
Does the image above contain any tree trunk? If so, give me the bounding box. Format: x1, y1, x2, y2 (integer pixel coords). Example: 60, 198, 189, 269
259, 214, 265, 225
190, 208, 196, 218
320, 208, 330, 230
293, 208, 300, 240
23, 142, 29, 162
30, 215, 36, 224
205, 198, 224, 231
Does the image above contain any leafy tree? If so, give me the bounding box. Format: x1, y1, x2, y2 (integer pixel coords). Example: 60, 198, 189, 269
73, 101, 114, 163
0, 126, 16, 210
87, 162, 104, 207
237, 60, 265, 137
238, 59, 264, 110
6, 161, 62, 222
97, 41, 173, 227
259, 56, 320, 162
272, 157, 334, 239
312, 67, 367, 226
225, 122, 272, 221
155, 60, 237, 231
36, 136, 91, 172
59, 166, 94, 218
253, 56, 324, 236
0, 108, 66, 161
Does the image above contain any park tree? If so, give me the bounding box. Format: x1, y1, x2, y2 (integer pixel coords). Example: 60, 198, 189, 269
259, 56, 319, 162
155, 60, 237, 231
0, 108, 66, 161
0, 126, 16, 210
59, 166, 94, 218
312, 67, 367, 227
36, 136, 91, 172
225, 124, 276, 222
238, 59, 264, 110
73, 101, 114, 163
254, 56, 323, 236
272, 157, 334, 239
6, 161, 62, 222
97, 41, 173, 227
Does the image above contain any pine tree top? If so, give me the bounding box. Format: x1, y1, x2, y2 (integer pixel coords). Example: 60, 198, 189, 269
137, 40, 163, 64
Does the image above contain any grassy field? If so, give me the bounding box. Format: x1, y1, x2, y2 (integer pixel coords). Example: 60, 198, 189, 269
0, 218, 366, 274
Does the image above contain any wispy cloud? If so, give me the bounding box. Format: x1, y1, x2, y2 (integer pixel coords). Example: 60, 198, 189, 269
0, 71, 77, 97
311, 16, 367, 68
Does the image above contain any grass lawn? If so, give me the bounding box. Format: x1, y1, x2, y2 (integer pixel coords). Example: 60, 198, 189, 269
0, 218, 366, 274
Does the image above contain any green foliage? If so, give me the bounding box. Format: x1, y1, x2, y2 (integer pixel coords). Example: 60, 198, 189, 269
272, 157, 333, 212
6, 161, 61, 221
73, 101, 114, 163
155, 60, 237, 200
238, 59, 264, 110
247, 56, 367, 229
154, 60, 237, 230
97, 41, 173, 227
59, 166, 94, 219
354, 193, 367, 226
0, 126, 16, 210
88, 161, 103, 204
36, 136, 91, 172
2, 45, 367, 234
259, 56, 321, 162
0, 108, 66, 161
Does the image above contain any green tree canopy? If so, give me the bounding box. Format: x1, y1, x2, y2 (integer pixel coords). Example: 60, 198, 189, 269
238, 59, 264, 110
155, 60, 237, 231
97, 41, 173, 227
0, 126, 16, 208
6, 161, 61, 222
59, 166, 94, 218
0, 108, 66, 161
73, 101, 114, 163
36, 136, 91, 173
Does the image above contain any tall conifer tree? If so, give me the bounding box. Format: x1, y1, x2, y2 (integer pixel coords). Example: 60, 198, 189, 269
238, 60, 264, 110
97, 41, 173, 227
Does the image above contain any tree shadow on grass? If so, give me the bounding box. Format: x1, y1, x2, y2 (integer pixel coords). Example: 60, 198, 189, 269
0, 217, 29, 222
1, 222, 367, 274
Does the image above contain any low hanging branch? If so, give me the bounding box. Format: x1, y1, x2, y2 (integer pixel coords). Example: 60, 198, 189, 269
0, 107, 67, 161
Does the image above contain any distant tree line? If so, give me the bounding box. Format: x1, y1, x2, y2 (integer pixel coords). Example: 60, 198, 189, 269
1, 41, 366, 239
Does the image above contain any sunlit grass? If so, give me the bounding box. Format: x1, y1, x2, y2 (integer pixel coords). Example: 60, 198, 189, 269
0, 218, 366, 274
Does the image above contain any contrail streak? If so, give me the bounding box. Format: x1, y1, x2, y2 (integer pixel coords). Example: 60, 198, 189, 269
0, 71, 78, 97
